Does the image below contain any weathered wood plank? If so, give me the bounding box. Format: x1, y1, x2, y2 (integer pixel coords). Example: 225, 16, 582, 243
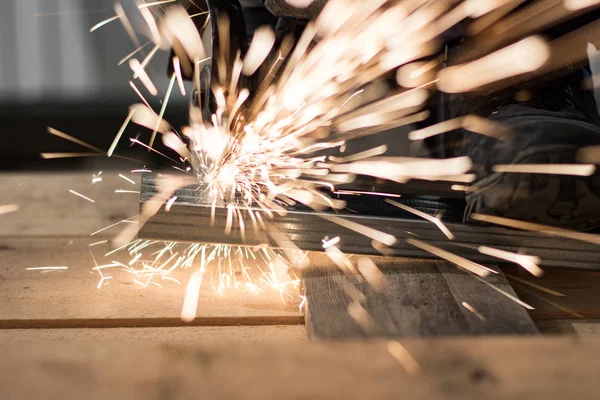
439, 264, 538, 334
502, 266, 600, 320
0, 326, 306, 344
1, 337, 600, 399
0, 171, 141, 237
0, 238, 301, 324
304, 255, 537, 338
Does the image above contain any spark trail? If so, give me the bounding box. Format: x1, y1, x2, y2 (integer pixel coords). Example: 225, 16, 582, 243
44, 0, 600, 321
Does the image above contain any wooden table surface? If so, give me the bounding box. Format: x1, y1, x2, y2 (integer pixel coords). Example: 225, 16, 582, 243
1, 169, 600, 398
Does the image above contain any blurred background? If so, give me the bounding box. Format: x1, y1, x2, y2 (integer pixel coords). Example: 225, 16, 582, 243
0, 0, 189, 169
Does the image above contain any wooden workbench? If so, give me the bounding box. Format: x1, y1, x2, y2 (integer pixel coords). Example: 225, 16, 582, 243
1, 168, 599, 398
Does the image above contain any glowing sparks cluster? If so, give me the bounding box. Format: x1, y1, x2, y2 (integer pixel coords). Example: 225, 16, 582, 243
126, 0, 491, 224
89, 238, 301, 317
36, 0, 600, 323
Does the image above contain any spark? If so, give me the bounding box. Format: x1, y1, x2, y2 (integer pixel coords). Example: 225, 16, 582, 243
41, 153, 105, 159
511, 283, 583, 318
138, 45, 161, 72
242, 26, 276, 76
410, 115, 510, 141
329, 145, 387, 163
492, 164, 596, 176
461, 302, 486, 321
357, 257, 390, 294
172, 57, 187, 96
335, 190, 401, 198
91, 171, 103, 184
69, 190, 95, 203
322, 236, 341, 249
129, 81, 153, 110
386, 199, 454, 240
437, 36, 550, 92
347, 301, 379, 335
138, 0, 176, 9
118, 41, 152, 66
115, 190, 140, 194
181, 270, 203, 322
321, 215, 396, 246
298, 295, 306, 311
119, 174, 136, 185
471, 213, 600, 245
0, 204, 18, 215
96, 275, 113, 289
129, 59, 158, 96
129, 253, 143, 266
165, 196, 178, 211
91, 215, 138, 236
131, 169, 152, 173
409, 117, 464, 140
89, 240, 108, 247
189, 11, 210, 18
473, 274, 534, 309
129, 138, 179, 163
26, 266, 68, 271
477, 246, 543, 277
371, 240, 396, 256
47, 127, 103, 153
90, 15, 120, 32
504, 274, 565, 297
114, 2, 141, 48
451, 185, 473, 192
564, 0, 600, 11
130, 104, 172, 134
48, 2, 600, 320
387, 341, 421, 376
406, 239, 492, 277
92, 263, 120, 271
149, 74, 177, 148
108, 109, 136, 157
162, 276, 182, 285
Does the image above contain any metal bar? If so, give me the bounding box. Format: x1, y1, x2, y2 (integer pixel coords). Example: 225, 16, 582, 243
139, 174, 600, 270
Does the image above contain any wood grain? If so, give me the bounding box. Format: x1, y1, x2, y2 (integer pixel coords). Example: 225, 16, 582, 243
0, 326, 306, 344
439, 264, 538, 334
1, 337, 599, 399
502, 265, 600, 320
0, 238, 301, 325
304, 255, 537, 338
0, 171, 140, 237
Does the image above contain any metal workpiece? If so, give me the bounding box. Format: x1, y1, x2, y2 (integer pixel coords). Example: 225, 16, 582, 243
139, 174, 600, 270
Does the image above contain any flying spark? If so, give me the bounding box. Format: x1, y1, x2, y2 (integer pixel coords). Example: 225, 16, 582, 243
461, 302, 486, 321
119, 174, 136, 185
69, 190, 96, 203
0, 204, 19, 215
387, 341, 421, 376
45, 0, 600, 321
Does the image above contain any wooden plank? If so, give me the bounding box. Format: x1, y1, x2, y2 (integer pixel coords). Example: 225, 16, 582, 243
0, 326, 306, 344
536, 320, 600, 335
0, 238, 301, 325
502, 266, 600, 320
1, 337, 600, 399
0, 171, 141, 237
304, 255, 537, 338
438, 264, 538, 334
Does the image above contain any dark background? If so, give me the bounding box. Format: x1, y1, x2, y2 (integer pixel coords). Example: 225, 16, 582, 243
0, 0, 189, 170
